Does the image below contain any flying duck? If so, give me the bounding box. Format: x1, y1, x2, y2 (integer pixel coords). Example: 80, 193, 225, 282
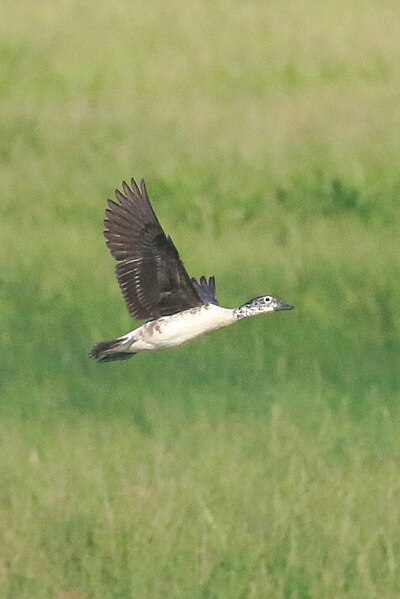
90, 178, 294, 362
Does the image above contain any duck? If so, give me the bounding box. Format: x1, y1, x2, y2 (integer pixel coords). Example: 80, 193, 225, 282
90, 178, 294, 362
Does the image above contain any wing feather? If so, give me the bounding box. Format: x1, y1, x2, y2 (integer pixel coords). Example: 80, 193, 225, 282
104, 179, 204, 320
191, 275, 219, 305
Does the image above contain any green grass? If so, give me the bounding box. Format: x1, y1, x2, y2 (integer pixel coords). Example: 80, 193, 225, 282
3, 406, 400, 598
0, 0, 399, 596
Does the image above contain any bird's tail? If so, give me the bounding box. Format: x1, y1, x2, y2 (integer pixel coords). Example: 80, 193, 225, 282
90, 337, 135, 363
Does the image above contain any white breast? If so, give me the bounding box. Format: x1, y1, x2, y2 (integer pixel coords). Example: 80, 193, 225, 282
132, 305, 235, 351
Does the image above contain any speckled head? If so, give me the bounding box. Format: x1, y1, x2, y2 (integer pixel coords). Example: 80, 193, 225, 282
234, 295, 294, 320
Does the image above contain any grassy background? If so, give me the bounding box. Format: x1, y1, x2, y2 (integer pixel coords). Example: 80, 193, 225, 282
1, 1, 399, 597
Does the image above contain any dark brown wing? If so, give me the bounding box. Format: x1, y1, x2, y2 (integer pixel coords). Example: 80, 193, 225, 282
191, 276, 218, 305
104, 178, 204, 320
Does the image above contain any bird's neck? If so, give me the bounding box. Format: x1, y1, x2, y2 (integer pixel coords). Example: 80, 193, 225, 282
233, 305, 253, 321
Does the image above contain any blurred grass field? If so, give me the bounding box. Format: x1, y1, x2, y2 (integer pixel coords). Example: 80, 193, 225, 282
1, 1, 400, 597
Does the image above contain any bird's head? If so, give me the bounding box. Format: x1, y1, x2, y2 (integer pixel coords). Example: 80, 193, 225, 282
234, 295, 294, 320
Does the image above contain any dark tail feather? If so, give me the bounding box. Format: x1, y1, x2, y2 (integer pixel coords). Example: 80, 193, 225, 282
90, 339, 135, 363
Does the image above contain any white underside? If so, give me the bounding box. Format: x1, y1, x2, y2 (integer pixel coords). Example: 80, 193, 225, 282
121, 305, 236, 353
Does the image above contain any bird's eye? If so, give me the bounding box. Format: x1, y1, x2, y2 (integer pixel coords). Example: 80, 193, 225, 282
265, 297, 270, 302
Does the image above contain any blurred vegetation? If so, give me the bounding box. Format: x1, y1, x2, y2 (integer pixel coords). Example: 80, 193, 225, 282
0, 0, 399, 597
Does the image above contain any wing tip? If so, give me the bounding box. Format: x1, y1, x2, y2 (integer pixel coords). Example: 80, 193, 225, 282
191, 275, 218, 305
140, 178, 148, 197
109, 178, 148, 205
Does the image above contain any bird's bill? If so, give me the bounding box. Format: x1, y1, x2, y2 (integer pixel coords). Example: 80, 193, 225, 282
273, 299, 295, 311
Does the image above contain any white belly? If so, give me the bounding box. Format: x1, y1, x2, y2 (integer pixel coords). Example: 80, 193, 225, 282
129, 305, 235, 352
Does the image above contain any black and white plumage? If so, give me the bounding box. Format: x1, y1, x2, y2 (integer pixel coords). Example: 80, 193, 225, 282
91, 178, 293, 362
